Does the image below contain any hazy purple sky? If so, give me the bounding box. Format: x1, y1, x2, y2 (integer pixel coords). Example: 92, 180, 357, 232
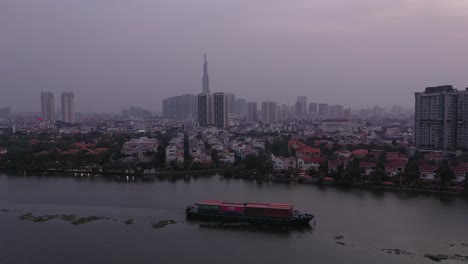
1, 0, 468, 113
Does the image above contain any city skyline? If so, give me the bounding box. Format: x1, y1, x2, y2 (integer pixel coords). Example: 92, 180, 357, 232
2, 1, 468, 113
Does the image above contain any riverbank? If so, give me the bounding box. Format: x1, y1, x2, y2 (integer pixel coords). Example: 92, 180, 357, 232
2, 167, 467, 196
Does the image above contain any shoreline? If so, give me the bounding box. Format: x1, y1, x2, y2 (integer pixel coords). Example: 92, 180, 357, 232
1, 168, 466, 196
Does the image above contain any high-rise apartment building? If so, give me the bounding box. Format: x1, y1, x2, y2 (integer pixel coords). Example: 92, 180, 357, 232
225, 93, 236, 114
328, 105, 344, 118
296, 96, 307, 118
41, 92, 55, 121
235, 98, 246, 116
261, 101, 277, 124
162, 94, 198, 119
309, 103, 317, 116
246, 102, 258, 123
278, 104, 289, 121
318, 103, 328, 117
61, 91, 75, 123
0, 107, 11, 118
213, 92, 228, 128
198, 93, 210, 127
415, 85, 468, 150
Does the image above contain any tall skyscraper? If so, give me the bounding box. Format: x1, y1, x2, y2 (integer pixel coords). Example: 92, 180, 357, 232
198, 93, 209, 127
213, 92, 228, 128
261, 101, 277, 124
61, 91, 75, 123
415, 85, 465, 150
296, 96, 307, 118
41, 92, 55, 121
328, 105, 344, 118
235, 98, 246, 116
225, 93, 236, 114
278, 104, 289, 121
202, 54, 210, 94
309, 103, 318, 115
318, 103, 328, 117
246, 102, 257, 123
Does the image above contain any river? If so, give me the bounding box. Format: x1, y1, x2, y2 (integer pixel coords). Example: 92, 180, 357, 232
1, 173, 468, 264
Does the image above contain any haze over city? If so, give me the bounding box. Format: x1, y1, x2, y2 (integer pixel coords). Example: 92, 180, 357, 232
2, 0, 468, 113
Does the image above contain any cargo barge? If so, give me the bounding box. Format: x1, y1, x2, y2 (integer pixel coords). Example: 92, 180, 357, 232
186, 201, 314, 226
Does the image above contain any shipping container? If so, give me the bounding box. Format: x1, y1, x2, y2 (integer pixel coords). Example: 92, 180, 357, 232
266, 204, 293, 219
198, 200, 223, 211
244, 203, 269, 217
219, 203, 245, 212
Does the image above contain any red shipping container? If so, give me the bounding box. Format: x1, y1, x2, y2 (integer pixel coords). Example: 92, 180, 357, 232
220, 204, 245, 212
267, 204, 293, 218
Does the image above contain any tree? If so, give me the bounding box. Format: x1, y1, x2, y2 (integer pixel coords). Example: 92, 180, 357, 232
437, 160, 454, 189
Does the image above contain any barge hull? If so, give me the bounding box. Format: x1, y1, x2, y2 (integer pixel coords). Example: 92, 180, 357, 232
186, 212, 313, 227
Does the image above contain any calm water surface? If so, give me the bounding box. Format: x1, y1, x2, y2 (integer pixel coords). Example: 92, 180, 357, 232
1, 173, 468, 264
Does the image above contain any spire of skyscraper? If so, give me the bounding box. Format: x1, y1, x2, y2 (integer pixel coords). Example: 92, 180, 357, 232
202, 53, 210, 94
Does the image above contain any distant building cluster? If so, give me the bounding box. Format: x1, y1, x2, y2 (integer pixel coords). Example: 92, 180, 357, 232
122, 106, 153, 118
159, 53, 414, 129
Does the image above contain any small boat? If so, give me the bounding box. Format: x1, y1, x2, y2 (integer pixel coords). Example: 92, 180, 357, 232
186, 201, 314, 227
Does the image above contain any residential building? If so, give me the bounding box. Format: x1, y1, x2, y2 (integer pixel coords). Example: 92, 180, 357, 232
328, 105, 344, 118
309, 103, 317, 116
246, 102, 258, 123
162, 94, 198, 119
318, 103, 328, 117
296, 96, 307, 118
122, 137, 159, 160
225, 93, 236, 114
414, 85, 468, 150
261, 101, 277, 124
198, 93, 210, 127
0, 107, 11, 118
41, 91, 55, 121
235, 98, 246, 116
61, 91, 75, 123
213, 92, 228, 128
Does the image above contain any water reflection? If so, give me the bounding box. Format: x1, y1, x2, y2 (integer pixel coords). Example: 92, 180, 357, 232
186, 220, 314, 238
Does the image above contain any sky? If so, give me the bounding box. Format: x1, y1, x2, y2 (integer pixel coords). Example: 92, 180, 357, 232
1, 0, 468, 113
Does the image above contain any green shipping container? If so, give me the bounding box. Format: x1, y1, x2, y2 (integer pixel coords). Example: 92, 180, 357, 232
198, 204, 220, 210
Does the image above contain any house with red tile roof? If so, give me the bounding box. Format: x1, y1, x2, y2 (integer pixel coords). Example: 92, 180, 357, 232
385, 158, 408, 177
328, 158, 348, 173
352, 149, 368, 158
359, 162, 377, 176
288, 139, 306, 150
419, 164, 438, 181
333, 150, 351, 158
296, 146, 321, 158
450, 166, 468, 183
424, 151, 444, 162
